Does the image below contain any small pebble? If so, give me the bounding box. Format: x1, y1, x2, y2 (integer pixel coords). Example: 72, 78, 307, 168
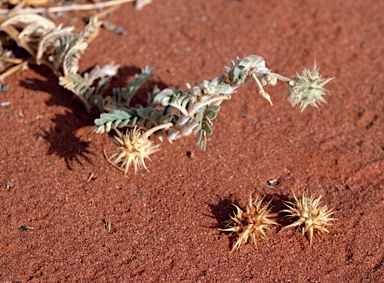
6, 181, 14, 189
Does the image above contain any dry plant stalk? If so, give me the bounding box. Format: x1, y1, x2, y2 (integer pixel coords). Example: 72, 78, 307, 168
0, 0, 150, 16
220, 195, 278, 251
6, 0, 49, 6
282, 192, 336, 245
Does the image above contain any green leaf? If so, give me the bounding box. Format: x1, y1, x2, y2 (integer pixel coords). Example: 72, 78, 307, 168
193, 104, 221, 150
115, 66, 153, 106
202, 120, 212, 135
94, 107, 178, 134
197, 130, 207, 150
205, 105, 219, 119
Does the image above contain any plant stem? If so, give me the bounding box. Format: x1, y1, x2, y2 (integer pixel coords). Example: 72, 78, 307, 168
0, 25, 35, 56
252, 73, 273, 105
0, 60, 29, 81
0, 57, 24, 64
270, 72, 292, 84
188, 95, 231, 116
0, 0, 135, 16
142, 122, 174, 139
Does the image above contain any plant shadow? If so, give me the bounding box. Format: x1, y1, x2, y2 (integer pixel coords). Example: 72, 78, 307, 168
206, 194, 240, 230
20, 64, 168, 170
205, 194, 240, 251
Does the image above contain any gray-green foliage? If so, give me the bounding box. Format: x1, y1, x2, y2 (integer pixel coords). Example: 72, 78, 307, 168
59, 63, 120, 112
92, 54, 332, 150
194, 105, 220, 150
94, 107, 178, 134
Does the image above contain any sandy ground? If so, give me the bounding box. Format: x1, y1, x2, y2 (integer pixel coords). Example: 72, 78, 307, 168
0, 0, 383, 282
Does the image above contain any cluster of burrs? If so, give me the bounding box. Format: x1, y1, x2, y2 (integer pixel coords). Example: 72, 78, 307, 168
221, 192, 336, 251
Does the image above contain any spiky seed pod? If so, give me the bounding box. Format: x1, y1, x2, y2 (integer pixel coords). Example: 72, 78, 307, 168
104, 126, 159, 174
220, 195, 278, 251
286, 63, 334, 112
282, 193, 336, 245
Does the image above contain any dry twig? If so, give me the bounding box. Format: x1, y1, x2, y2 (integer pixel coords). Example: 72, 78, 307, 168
0, 0, 138, 16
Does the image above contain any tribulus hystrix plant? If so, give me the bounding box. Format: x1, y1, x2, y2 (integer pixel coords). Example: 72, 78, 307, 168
0, 14, 334, 174
91, 55, 332, 173
282, 192, 336, 245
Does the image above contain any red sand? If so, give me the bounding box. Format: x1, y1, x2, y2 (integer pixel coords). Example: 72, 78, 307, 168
0, 0, 383, 282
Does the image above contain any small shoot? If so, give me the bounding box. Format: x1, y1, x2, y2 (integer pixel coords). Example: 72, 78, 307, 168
282, 192, 336, 245
220, 195, 278, 252
251, 72, 274, 105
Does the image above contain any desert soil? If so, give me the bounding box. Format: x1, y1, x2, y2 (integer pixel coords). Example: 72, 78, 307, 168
0, 0, 383, 282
